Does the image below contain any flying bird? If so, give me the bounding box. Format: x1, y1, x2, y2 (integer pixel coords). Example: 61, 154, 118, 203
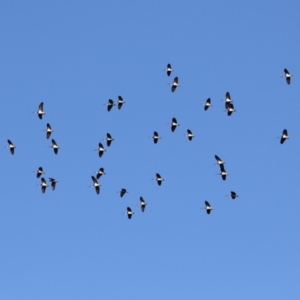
106, 99, 115, 111
35, 102, 45, 119
96, 167, 105, 180
125, 207, 134, 219
151, 131, 161, 144
44, 123, 53, 139
217, 165, 229, 181
6, 139, 16, 155
226, 103, 236, 116
204, 201, 213, 214
228, 191, 238, 199
117, 96, 125, 110
139, 197, 147, 212
171, 76, 179, 92
90, 176, 100, 194
96, 143, 106, 157
204, 98, 212, 111
119, 188, 128, 198
279, 129, 289, 144
214, 155, 225, 166
35, 167, 45, 178
153, 173, 164, 186
283, 68, 292, 85
40, 177, 48, 194
49, 178, 58, 191
50, 139, 59, 154
165, 63, 173, 76
169, 117, 179, 132
185, 129, 195, 141
223, 92, 232, 108
105, 133, 114, 147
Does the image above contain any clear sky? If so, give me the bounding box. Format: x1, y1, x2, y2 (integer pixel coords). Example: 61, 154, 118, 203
0, 1, 300, 299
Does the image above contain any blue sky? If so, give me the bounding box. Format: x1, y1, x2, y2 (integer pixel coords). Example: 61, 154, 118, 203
0, 1, 300, 299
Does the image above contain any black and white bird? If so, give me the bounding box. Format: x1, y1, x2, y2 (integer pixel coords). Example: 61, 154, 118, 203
153, 173, 164, 186
125, 207, 134, 219
171, 76, 179, 92
40, 177, 48, 194
228, 191, 238, 199
50, 139, 59, 154
214, 155, 225, 166
44, 123, 53, 139
35, 102, 45, 119
96, 143, 106, 157
283, 68, 292, 85
6, 139, 16, 155
169, 117, 179, 132
106, 99, 115, 111
204, 98, 212, 111
35, 167, 45, 178
223, 92, 232, 108
139, 197, 147, 212
49, 178, 58, 191
96, 167, 105, 180
91, 176, 100, 194
204, 201, 213, 214
226, 103, 236, 116
117, 96, 125, 110
165, 63, 173, 76
119, 188, 128, 198
105, 133, 114, 147
151, 131, 161, 144
218, 165, 229, 181
185, 129, 195, 141
279, 129, 289, 144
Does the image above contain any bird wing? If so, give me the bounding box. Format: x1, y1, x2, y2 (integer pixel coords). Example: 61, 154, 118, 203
52, 139, 57, 146
284, 68, 290, 75
91, 176, 98, 184
7, 139, 13, 146
226, 92, 231, 100
39, 102, 44, 110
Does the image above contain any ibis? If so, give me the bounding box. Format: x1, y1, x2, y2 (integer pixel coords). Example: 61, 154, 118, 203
165, 63, 173, 76
151, 131, 161, 144
106, 99, 115, 111
40, 178, 48, 193
125, 207, 134, 219
117, 96, 125, 110
218, 165, 229, 181
171, 76, 179, 92
139, 197, 147, 212
6, 139, 16, 155
214, 155, 225, 166
279, 129, 289, 144
283, 68, 292, 85
204, 98, 212, 111
185, 129, 195, 141
91, 176, 101, 194
229, 191, 238, 199
35, 167, 44, 178
154, 173, 164, 186
44, 123, 53, 139
119, 188, 128, 198
96, 143, 106, 157
105, 133, 114, 147
35, 102, 45, 119
226, 103, 236, 116
50, 139, 59, 154
170, 117, 179, 132
203, 201, 213, 214
96, 167, 105, 180
49, 178, 58, 191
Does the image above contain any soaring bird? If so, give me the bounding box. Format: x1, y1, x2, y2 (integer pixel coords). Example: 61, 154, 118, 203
117, 96, 125, 110
171, 77, 179, 92
91, 176, 100, 194
204, 98, 212, 111
50, 139, 59, 154
119, 188, 128, 198
139, 197, 147, 212
218, 164, 229, 181
204, 201, 213, 214
154, 173, 164, 186
226, 103, 236, 116
40, 178, 48, 193
35, 167, 45, 178
125, 207, 134, 219
151, 131, 161, 144
228, 191, 238, 199
97, 143, 106, 157
170, 117, 179, 132
35, 102, 45, 119
105, 133, 114, 147
279, 129, 289, 144
49, 178, 58, 191
283, 68, 292, 85
6, 139, 16, 155
185, 129, 195, 141
44, 123, 53, 139
214, 155, 225, 166
106, 99, 115, 111
165, 63, 173, 76
223, 92, 232, 108
96, 167, 105, 180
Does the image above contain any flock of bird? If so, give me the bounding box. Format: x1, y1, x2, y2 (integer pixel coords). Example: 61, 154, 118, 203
5, 65, 293, 218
